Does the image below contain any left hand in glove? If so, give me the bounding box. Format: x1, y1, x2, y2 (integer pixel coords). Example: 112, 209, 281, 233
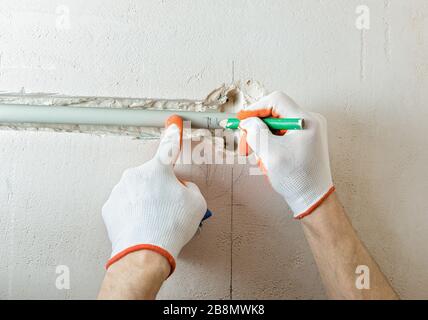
102, 116, 208, 275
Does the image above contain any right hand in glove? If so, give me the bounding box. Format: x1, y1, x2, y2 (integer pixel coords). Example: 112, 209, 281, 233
238, 91, 335, 219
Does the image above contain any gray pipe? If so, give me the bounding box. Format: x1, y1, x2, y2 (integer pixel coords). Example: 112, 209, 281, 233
0, 104, 234, 129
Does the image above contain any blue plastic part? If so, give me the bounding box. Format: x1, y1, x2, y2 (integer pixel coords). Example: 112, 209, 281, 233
202, 209, 212, 221
199, 209, 213, 227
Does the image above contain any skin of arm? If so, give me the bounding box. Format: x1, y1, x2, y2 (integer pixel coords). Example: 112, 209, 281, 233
98, 250, 170, 300
301, 192, 399, 300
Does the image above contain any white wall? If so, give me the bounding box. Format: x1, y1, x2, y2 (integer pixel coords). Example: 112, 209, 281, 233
1, 0, 428, 299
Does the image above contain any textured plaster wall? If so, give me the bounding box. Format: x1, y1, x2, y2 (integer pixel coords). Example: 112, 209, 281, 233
1, 0, 428, 299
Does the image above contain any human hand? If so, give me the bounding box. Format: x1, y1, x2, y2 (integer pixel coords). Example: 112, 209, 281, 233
102, 116, 207, 275
238, 91, 335, 219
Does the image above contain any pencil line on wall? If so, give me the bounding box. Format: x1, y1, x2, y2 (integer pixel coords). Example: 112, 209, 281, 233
7, 212, 15, 298
231, 60, 235, 83
229, 167, 234, 300
360, 29, 366, 82
383, 0, 391, 62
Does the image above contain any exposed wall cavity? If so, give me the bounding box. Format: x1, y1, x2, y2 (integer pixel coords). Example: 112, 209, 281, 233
0, 80, 267, 138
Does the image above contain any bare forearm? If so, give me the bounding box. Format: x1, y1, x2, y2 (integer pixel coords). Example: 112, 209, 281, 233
301, 192, 398, 300
98, 250, 170, 300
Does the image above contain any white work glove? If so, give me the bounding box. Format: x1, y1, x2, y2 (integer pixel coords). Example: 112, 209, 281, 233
102, 116, 207, 274
238, 91, 335, 219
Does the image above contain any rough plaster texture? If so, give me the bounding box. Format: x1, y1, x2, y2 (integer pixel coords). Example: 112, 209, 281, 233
1, 0, 428, 299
